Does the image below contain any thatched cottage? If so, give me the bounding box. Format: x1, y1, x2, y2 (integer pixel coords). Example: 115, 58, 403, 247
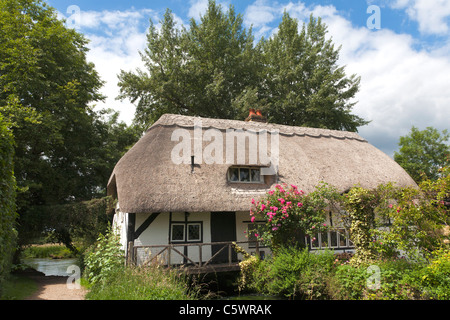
108, 113, 416, 269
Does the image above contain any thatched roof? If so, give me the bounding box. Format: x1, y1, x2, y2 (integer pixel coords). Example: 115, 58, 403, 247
107, 114, 416, 213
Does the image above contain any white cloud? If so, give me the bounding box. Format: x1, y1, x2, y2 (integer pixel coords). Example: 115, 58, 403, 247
58, 2, 450, 159
188, 0, 230, 20
391, 0, 450, 35
303, 2, 450, 156
58, 8, 157, 124
245, 1, 450, 156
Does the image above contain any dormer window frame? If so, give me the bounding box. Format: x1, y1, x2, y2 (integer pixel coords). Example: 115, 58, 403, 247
227, 166, 263, 184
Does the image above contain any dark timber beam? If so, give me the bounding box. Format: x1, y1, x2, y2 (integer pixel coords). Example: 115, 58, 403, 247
134, 212, 161, 240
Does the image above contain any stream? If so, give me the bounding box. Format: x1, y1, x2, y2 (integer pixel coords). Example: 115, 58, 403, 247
23, 258, 79, 276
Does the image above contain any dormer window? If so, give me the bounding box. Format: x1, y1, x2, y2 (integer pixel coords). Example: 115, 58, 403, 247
228, 166, 262, 183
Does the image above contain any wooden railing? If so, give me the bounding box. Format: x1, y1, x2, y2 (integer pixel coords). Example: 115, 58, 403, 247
127, 240, 260, 271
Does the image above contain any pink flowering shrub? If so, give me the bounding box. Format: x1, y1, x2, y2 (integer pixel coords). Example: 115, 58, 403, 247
249, 182, 341, 250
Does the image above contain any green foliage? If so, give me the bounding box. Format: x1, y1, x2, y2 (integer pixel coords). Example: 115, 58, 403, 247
0, 115, 17, 295
118, 1, 367, 132
0, 274, 38, 300
21, 244, 76, 259
260, 13, 367, 131
0, 0, 140, 250
250, 182, 341, 250
418, 247, 450, 299
86, 265, 196, 300
394, 126, 450, 183
243, 246, 336, 299
83, 227, 125, 285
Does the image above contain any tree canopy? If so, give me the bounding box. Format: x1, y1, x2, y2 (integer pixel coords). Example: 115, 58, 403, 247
118, 0, 368, 131
394, 126, 450, 183
0, 0, 140, 248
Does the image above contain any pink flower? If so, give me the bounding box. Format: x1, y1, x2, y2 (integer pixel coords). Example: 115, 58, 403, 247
312, 226, 316, 229
278, 198, 285, 205
251, 216, 256, 223
297, 202, 303, 208
261, 204, 266, 211
251, 198, 255, 204
286, 201, 292, 206
323, 223, 327, 227
388, 204, 393, 209
290, 184, 298, 189
268, 190, 274, 195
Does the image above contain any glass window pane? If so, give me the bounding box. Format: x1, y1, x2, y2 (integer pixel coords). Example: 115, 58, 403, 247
338, 229, 347, 247
187, 224, 200, 241
229, 168, 239, 182
171, 224, 185, 241
330, 231, 338, 247
240, 168, 250, 181
321, 232, 329, 248
251, 169, 261, 182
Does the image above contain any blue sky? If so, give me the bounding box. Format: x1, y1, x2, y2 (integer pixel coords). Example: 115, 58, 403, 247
49, 0, 450, 157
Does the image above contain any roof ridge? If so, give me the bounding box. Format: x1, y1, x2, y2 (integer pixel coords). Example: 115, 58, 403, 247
149, 113, 367, 142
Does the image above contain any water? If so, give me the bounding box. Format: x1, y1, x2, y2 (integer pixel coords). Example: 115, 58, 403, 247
23, 258, 79, 276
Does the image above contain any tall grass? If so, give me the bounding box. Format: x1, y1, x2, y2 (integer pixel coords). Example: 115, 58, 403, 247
22, 244, 77, 259
86, 265, 198, 300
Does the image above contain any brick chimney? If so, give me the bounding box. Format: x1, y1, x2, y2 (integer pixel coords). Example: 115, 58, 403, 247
245, 109, 267, 123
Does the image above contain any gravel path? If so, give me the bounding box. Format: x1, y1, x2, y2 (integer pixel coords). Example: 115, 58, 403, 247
24, 272, 87, 300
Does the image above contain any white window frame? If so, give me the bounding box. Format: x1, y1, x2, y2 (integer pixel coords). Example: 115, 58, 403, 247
170, 223, 186, 242
308, 229, 354, 250
228, 166, 262, 183
187, 223, 201, 242
170, 222, 203, 243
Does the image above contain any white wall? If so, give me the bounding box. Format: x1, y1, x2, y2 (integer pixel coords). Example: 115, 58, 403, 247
235, 211, 272, 260
112, 210, 271, 265
134, 212, 212, 266
112, 203, 128, 253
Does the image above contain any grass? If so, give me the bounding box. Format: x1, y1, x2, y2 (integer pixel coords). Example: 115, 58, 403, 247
1, 275, 38, 300
85, 265, 200, 300
21, 244, 77, 259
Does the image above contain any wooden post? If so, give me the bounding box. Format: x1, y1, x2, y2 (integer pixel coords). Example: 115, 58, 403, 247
168, 245, 171, 267
255, 240, 260, 259
127, 241, 134, 266
198, 244, 202, 267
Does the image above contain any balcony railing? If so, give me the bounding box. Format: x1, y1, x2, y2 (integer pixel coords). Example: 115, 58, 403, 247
127, 240, 261, 273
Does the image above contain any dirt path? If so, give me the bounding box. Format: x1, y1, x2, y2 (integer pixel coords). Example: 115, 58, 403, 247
23, 271, 87, 300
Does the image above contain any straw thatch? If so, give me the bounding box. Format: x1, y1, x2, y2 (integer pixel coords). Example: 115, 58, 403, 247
107, 114, 417, 213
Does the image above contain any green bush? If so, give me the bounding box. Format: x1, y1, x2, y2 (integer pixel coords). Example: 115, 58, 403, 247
331, 258, 425, 300
330, 263, 369, 300
248, 246, 336, 299
83, 228, 125, 285
418, 247, 450, 300
21, 244, 76, 259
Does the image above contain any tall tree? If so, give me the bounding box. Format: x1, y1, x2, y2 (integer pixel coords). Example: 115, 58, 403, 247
0, 0, 140, 247
260, 13, 367, 130
118, 0, 261, 127
118, 1, 367, 132
394, 126, 450, 182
